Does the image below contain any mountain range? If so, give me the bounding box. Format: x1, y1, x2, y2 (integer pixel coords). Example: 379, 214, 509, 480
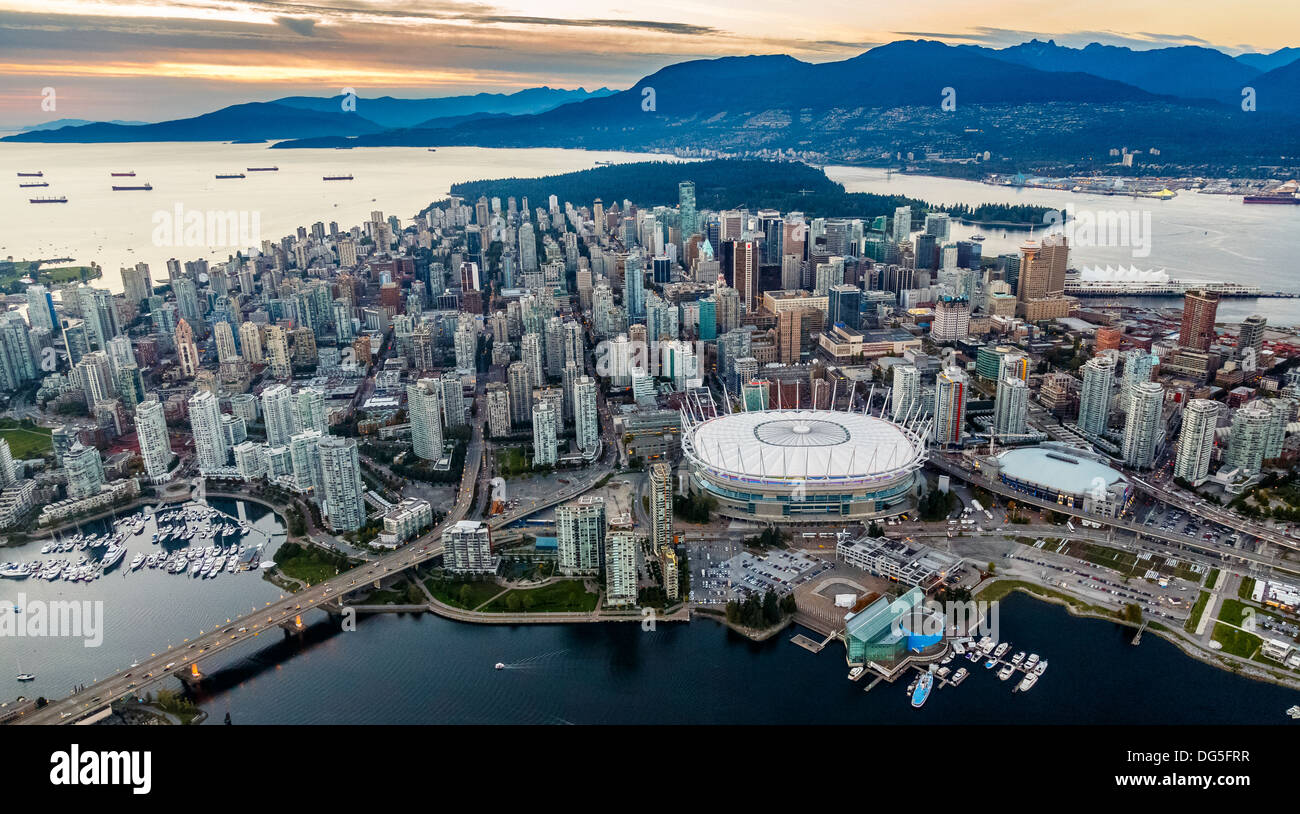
1, 86, 613, 143
3, 40, 1296, 172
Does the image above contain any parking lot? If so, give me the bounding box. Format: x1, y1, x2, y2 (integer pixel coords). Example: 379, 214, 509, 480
1134, 498, 1247, 551
690, 547, 833, 606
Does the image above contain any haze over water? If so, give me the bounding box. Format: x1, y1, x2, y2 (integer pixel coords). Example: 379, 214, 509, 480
1, 143, 678, 292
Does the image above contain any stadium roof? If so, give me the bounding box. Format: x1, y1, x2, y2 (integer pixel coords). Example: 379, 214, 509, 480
685, 409, 923, 483
995, 446, 1127, 494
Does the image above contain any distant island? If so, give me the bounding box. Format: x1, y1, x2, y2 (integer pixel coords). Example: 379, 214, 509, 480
445, 159, 1054, 227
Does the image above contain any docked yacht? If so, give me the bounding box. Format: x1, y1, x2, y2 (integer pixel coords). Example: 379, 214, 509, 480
100, 543, 127, 571
129, 553, 146, 571
1017, 673, 1039, 692
997, 663, 1015, 681
951, 667, 969, 685
993, 642, 1009, 659
0, 562, 32, 579
911, 671, 934, 708
1010, 651, 1026, 666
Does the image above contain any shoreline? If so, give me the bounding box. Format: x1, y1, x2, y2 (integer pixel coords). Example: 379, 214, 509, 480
978, 578, 1300, 693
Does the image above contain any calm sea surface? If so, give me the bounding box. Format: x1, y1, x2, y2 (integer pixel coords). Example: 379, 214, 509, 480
183, 591, 1300, 725
0, 142, 679, 294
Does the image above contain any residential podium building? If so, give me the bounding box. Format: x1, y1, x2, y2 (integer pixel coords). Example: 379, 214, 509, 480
408, 378, 444, 461
135, 397, 174, 483
556, 495, 606, 575
605, 531, 638, 607
1174, 399, 1219, 485
1077, 355, 1116, 438
317, 435, 365, 533
443, 520, 497, 574
1121, 381, 1164, 470
648, 462, 674, 551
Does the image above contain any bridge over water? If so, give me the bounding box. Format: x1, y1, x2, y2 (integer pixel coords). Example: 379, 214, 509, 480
12, 421, 610, 725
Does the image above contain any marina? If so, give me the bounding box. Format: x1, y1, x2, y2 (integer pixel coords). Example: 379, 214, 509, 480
0, 502, 265, 585
857, 632, 1053, 709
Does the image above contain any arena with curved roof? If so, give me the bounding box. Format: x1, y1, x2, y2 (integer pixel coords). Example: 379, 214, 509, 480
985, 443, 1132, 518
681, 408, 927, 523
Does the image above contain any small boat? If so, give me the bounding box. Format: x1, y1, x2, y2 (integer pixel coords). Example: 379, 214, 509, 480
911, 672, 933, 708
951, 667, 968, 685
494, 662, 505, 670
848, 666, 864, 680
1033, 660, 1048, 676
1010, 651, 1026, 666
997, 663, 1015, 681
1024, 653, 1040, 670
1287, 705, 1300, 720
16, 672, 34, 682
993, 642, 1009, 658
984, 658, 997, 670
1017, 673, 1039, 692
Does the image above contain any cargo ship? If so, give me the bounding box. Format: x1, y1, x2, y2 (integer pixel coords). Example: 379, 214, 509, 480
112, 182, 153, 191
216, 173, 246, 179
29, 196, 67, 203
110, 171, 135, 177
246, 167, 278, 171
19, 181, 48, 188
323, 174, 354, 181
16, 171, 42, 177
1243, 194, 1300, 205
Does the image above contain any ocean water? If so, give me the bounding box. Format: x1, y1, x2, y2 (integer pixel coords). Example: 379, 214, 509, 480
1, 143, 678, 293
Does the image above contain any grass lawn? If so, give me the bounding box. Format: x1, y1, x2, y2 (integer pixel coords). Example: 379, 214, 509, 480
358, 589, 407, 605
1205, 568, 1220, 588
483, 579, 599, 613
1212, 598, 1264, 658
0, 419, 52, 459
976, 578, 1117, 618
1185, 590, 1210, 633
425, 577, 504, 610
272, 542, 355, 586
495, 446, 532, 477
1238, 577, 1256, 601
0, 260, 100, 293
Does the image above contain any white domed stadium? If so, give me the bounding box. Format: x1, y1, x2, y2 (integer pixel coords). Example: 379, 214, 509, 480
681, 408, 927, 524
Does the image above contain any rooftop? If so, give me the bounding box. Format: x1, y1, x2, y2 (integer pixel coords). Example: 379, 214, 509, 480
995, 445, 1128, 494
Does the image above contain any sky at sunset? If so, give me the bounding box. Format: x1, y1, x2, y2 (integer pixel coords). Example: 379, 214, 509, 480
1, 0, 1296, 126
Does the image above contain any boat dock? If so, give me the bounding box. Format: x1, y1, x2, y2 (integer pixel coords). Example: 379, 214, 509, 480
790, 631, 836, 653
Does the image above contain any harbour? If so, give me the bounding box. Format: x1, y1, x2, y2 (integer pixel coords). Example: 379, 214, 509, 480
0, 497, 286, 699
155, 592, 1300, 725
